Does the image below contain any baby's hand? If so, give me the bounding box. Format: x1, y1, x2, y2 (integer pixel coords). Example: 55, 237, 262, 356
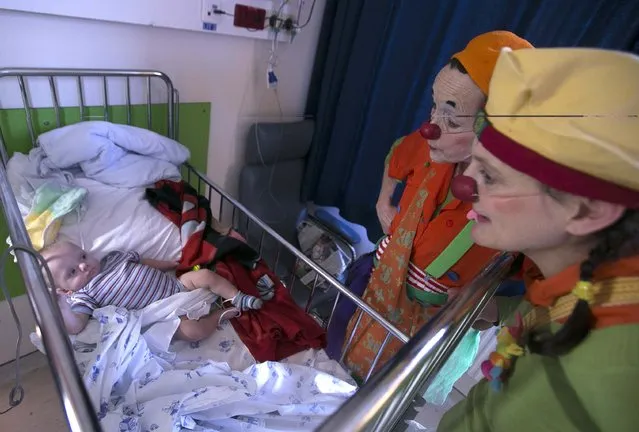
56, 289, 71, 299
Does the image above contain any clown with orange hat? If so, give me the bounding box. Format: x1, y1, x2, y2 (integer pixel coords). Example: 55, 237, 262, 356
325, 31, 534, 385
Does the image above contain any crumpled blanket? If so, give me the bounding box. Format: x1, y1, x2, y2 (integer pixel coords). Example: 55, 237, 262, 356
7, 121, 190, 193
30, 289, 357, 431
144, 180, 260, 271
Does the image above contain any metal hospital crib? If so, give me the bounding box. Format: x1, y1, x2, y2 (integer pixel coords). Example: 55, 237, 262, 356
0, 68, 514, 431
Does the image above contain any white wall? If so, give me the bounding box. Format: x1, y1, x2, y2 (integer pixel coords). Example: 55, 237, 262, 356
0, 0, 299, 42
0, 3, 325, 195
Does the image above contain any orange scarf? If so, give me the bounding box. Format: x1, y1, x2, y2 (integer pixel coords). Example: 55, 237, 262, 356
478, 255, 639, 392
341, 161, 454, 379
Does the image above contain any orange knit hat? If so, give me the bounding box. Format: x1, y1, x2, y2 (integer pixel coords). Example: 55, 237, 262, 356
452, 31, 533, 94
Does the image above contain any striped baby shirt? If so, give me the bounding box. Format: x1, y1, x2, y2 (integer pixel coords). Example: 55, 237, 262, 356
70, 250, 182, 314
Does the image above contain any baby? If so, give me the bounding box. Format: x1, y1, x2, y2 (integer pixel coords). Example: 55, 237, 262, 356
41, 241, 265, 340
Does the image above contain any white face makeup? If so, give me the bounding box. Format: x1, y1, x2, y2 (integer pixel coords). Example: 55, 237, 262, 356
427, 65, 485, 164
463, 140, 577, 253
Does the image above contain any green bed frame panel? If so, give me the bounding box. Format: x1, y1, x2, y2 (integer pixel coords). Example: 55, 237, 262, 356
0, 102, 211, 299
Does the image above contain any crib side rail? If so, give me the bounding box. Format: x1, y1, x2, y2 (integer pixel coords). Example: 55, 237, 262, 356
183, 163, 410, 351
0, 165, 102, 431
0, 66, 179, 432
317, 252, 514, 432
0, 67, 176, 156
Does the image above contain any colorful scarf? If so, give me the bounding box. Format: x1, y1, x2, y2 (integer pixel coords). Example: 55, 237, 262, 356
342, 161, 454, 379
483, 255, 639, 390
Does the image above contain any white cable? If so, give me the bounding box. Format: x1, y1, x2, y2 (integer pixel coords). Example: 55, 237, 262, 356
296, 0, 305, 24
253, 88, 287, 225
296, 0, 317, 29
0, 245, 58, 415
218, 307, 241, 324
251, 1, 290, 225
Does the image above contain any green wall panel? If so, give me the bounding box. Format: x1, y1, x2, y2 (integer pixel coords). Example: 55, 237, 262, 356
0, 102, 211, 299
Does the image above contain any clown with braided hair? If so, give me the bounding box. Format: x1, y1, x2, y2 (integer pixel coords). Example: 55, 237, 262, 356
439, 48, 639, 431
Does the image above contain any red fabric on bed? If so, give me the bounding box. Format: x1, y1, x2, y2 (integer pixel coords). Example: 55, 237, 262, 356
145, 180, 327, 361
215, 258, 326, 362
145, 180, 261, 273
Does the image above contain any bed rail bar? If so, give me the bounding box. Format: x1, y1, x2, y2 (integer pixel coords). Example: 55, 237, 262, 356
317, 252, 515, 432
0, 166, 102, 431
0, 68, 175, 146
185, 163, 410, 344
0, 67, 179, 431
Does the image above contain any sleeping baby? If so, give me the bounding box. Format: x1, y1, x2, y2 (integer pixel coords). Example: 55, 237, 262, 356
41, 241, 266, 340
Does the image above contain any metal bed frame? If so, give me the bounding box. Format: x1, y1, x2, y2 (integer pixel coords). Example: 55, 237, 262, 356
0, 68, 512, 431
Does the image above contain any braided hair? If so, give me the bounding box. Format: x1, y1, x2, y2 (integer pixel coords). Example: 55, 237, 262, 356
528, 209, 639, 357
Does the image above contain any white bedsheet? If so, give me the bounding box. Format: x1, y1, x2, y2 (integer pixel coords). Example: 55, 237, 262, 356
56, 177, 183, 262
31, 289, 356, 432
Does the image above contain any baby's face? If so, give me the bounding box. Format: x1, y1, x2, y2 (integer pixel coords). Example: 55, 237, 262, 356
43, 242, 100, 294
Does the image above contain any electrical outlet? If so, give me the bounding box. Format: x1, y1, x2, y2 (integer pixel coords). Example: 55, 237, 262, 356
282, 16, 295, 32
201, 0, 221, 23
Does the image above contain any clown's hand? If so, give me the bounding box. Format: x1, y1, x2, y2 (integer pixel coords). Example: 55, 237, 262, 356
376, 201, 398, 234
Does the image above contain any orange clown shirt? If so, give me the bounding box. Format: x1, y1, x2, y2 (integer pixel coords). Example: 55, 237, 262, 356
341, 130, 501, 380
384, 129, 498, 296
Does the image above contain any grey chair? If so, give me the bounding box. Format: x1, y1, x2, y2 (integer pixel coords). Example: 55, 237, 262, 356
238, 120, 342, 315
238, 120, 314, 245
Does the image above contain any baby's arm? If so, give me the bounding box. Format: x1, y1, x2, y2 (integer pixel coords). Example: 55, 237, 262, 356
57, 294, 90, 335
141, 258, 179, 272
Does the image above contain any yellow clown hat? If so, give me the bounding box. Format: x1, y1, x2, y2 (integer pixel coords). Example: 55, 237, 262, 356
475, 47, 639, 207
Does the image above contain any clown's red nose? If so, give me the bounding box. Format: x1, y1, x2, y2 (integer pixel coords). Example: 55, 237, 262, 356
419, 122, 442, 140
451, 175, 479, 202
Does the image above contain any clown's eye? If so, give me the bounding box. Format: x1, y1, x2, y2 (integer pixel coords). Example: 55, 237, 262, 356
479, 168, 494, 185
447, 118, 460, 129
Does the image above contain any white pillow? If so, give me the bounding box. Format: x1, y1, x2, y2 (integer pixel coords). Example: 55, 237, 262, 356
57, 178, 182, 261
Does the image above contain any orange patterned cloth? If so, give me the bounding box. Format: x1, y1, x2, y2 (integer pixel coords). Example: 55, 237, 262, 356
526, 255, 639, 329
386, 131, 495, 274
342, 135, 497, 379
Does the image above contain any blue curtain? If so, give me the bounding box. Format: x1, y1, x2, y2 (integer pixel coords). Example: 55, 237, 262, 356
303, 0, 639, 241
